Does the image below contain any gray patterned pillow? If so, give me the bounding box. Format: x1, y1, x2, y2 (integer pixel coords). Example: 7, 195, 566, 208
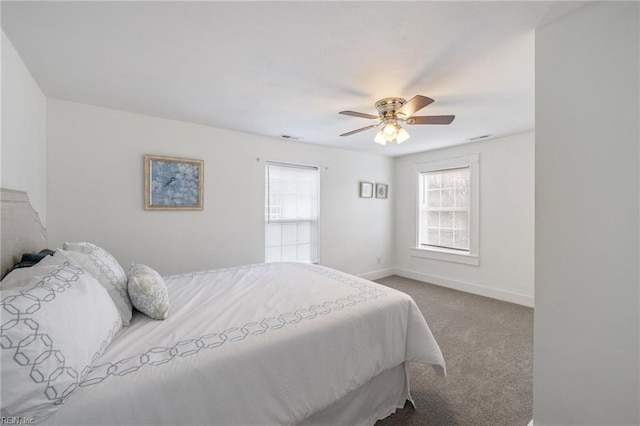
60, 243, 132, 326
127, 264, 170, 320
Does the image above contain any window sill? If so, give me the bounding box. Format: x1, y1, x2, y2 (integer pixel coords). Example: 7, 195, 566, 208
410, 246, 479, 266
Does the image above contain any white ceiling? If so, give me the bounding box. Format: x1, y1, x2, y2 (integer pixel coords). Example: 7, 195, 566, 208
1, 1, 589, 157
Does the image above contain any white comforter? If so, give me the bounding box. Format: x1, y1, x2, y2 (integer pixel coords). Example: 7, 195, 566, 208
44, 263, 445, 425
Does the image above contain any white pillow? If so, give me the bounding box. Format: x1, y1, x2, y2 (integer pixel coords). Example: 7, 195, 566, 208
127, 264, 170, 320
58, 244, 132, 326
0, 255, 122, 422
62, 242, 128, 294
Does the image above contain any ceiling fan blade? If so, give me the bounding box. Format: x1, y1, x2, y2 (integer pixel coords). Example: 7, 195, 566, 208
339, 110, 379, 120
405, 115, 455, 125
340, 124, 380, 136
396, 95, 435, 117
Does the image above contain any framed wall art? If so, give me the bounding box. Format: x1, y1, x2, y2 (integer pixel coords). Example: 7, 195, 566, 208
144, 155, 204, 210
375, 183, 388, 199
360, 182, 374, 198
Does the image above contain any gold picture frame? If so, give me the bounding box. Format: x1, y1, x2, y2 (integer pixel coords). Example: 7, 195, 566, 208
144, 155, 204, 210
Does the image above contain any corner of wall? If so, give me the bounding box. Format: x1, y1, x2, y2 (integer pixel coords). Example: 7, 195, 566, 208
1, 30, 48, 225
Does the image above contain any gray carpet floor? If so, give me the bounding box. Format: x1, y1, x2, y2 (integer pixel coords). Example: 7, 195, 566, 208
374, 276, 533, 426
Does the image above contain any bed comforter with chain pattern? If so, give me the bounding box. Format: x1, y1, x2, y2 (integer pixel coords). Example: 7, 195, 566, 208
44, 262, 445, 425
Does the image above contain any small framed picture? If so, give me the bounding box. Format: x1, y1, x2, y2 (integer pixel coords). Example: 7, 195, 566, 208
375, 183, 388, 199
360, 182, 374, 198
144, 155, 204, 210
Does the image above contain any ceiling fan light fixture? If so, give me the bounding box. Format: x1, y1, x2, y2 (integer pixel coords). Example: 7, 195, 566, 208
396, 126, 410, 144
376, 122, 409, 144
374, 130, 387, 145
382, 122, 398, 140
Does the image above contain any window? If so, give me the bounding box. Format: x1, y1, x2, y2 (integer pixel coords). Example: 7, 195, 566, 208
265, 162, 319, 263
413, 154, 479, 265
421, 167, 470, 250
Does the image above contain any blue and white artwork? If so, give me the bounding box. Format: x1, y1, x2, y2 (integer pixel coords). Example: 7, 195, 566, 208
148, 157, 202, 209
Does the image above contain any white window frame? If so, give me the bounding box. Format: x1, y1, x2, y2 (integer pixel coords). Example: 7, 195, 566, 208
412, 153, 479, 266
264, 161, 320, 264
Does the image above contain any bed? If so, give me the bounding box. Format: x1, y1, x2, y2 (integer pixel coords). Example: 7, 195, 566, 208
0, 188, 446, 425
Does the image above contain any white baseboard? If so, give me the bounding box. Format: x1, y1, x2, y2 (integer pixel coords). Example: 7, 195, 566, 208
527, 420, 533, 426
358, 268, 394, 281
393, 267, 534, 308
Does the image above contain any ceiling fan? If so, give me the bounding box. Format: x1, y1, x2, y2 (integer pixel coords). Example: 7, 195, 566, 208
339, 95, 455, 145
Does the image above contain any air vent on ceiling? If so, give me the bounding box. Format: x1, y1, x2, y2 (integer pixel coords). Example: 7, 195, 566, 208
279, 134, 302, 141
467, 134, 492, 142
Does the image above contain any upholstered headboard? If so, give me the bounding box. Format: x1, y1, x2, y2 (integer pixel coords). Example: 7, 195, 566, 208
0, 188, 48, 278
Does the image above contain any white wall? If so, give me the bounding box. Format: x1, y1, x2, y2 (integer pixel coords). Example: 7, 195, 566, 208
46, 99, 394, 277
1, 31, 47, 224
534, 2, 639, 425
393, 132, 535, 306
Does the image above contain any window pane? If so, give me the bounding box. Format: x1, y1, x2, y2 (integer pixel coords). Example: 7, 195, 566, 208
297, 243, 311, 261
426, 189, 441, 208
441, 211, 454, 228
454, 211, 469, 230
427, 211, 440, 227
266, 223, 284, 262
441, 189, 454, 208
442, 171, 457, 188
454, 231, 469, 250
297, 222, 311, 244
425, 231, 435, 246
281, 223, 297, 245
281, 244, 297, 261
427, 173, 441, 188
455, 190, 468, 208
440, 229, 454, 248
265, 246, 280, 263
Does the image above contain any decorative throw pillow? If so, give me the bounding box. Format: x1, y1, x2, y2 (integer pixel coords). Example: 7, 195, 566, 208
57, 244, 132, 326
0, 254, 122, 422
127, 264, 170, 320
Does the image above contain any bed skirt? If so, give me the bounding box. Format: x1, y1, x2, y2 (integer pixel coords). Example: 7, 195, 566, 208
302, 363, 410, 425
